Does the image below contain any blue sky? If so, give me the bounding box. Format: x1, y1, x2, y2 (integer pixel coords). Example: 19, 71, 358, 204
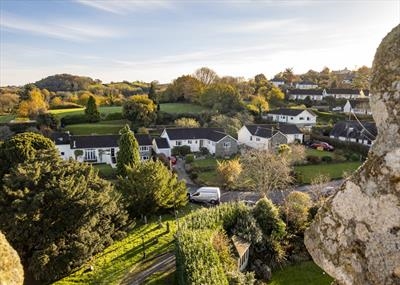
0, 0, 399, 86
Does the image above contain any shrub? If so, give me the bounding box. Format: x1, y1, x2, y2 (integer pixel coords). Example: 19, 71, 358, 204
321, 156, 333, 163
199, 147, 209, 155
306, 155, 321, 164
185, 154, 195, 163
172, 145, 191, 157
104, 112, 124, 121
61, 114, 89, 125
349, 153, 360, 161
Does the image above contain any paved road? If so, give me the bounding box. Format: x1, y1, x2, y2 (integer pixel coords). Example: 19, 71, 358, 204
124, 252, 175, 285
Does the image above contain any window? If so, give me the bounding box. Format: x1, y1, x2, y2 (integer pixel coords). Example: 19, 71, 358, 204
60, 152, 65, 155
140, 146, 149, 151
223, 142, 231, 148
290, 117, 294, 120
84, 149, 97, 161
256, 138, 260, 141
306, 117, 310, 121
188, 140, 192, 144
142, 156, 149, 160
195, 140, 198, 143
176, 141, 182, 146
299, 117, 304, 120
250, 136, 253, 141
281, 115, 285, 119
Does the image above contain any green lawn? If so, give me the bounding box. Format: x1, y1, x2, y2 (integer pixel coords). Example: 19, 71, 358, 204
295, 161, 362, 184
65, 120, 129, 135
53, 204, 199, 285
191, 157, 218, 168
144, 268, 176, 285
269, 261, 333, 285
50, 106, 122, 118
305, 148, 336, 158
197, 170, 220, 186
159, 103, 207, 114
0, 114, 16, 123
93, 164, 117, 180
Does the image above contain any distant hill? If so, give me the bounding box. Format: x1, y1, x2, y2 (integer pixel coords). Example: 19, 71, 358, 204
35, 74, 97, 92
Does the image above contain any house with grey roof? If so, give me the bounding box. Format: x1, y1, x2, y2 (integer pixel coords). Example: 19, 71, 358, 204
152, 137, 171, 157
238, 123, 303, 150
160, 128, 238, 157
343, 98, 371, 115
288, 88, 369, 101
51, 131, 153, 167
295, 81, 319, 89
263, 108, 317, 128
329, 121, 376, 146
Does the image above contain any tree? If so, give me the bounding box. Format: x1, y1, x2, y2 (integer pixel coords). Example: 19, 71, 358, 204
0, 126, 14, 141
282, 68, 295, 86
36, 113, 60, 130
281, 191, 312, 233
249, 95, 269, 116
267, 86, 285, 103
122, 95, 156, 126
216, 159, 242, 189
0, 231, 24, 285
193, 67, 218, 86
17, 88, 48, 118
200, 84, 243, 114
0, 151, 127, 283
116, 125, 140, 177
174, 117, 200, 128
352, 65, 371, 89
162, 75, 203, 103
148, 80, 158, 102
0, 93, 19, 114
254, 73, 268, 94
308, 174, 331, 203
303, 96, 312, 107
117, 160, 187, 217
240, 149, 293, 196
209, 114, 243, 137
85, 95, 100, 122
279, 143, 306, 165
0, 132, 56, 180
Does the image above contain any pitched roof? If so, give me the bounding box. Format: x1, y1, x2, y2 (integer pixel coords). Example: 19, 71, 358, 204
288, 89, 323, 95
232, 235, 251, 258
154, 137, 170, 149
50, 132, 71, 145
297, 81, 318, 85
245, 123, 302, 138
69, 134, 152, 149
164, 128, 229, 142
327, 89, 369, 95
267, 108, 315, 117
348, 98, 371, 109
330, 121, 377, 141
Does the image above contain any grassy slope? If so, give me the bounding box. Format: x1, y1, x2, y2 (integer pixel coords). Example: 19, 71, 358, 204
53, 204, 199, 285
269, 261, 333, 285
65, 120, 129, 135
49, 106, 122, 118
294, 161, 362, 184
159, 103, 207, 114
0, 114, 16, 123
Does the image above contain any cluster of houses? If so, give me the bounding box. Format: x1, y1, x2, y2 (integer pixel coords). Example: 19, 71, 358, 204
287, 88, 369, 101
50, 106, 375, 168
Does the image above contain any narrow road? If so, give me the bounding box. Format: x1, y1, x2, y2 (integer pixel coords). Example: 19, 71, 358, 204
123, 252, 175, 285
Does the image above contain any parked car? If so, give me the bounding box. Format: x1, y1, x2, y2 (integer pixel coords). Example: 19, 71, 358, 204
310, 141, 335, 151
189, 187, 221, 205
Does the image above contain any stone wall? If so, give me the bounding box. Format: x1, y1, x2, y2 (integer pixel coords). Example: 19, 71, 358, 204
304, 25, 400, 285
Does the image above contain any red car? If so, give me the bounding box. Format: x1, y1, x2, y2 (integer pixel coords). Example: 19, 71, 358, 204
310, 142, 335, 151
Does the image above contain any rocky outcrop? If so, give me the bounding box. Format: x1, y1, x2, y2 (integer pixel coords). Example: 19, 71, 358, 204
305, 25, 400, 285
0, 232, 24, 285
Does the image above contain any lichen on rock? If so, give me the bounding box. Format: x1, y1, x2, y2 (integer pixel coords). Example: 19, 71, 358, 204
305, 24, 400, 285
0, 232, 24, 285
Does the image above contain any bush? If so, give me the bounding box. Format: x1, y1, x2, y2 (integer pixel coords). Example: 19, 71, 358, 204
306, 155, 321, 164
348, 153, 360, 161
104, 112, 124, 121
172, 145, 191, 157
61, 114, 90, 125
189, 172, 198, 180
321, 156, 333, 163
199, 147, 210, 155
185, 154, 194, 163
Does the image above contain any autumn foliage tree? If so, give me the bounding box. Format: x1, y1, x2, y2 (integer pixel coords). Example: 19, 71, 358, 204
216, 159, 242, 189
17, 88, 47, 118
123, 95, 156, 126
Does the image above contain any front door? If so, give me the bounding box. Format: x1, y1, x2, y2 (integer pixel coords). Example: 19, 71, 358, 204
200, 140, 204, 147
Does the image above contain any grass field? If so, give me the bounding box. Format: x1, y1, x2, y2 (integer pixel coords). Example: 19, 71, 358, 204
269, 261, 333, 285
49, 106, 122, 118
295, 161, 362, 184
305, 148, 336, 158
159, 103, 207, 114
0, 114, 16, 123
93, 164, 117, 180
65, 120, 129, 135
54, 204, 199, 285
191, 157, 218, 168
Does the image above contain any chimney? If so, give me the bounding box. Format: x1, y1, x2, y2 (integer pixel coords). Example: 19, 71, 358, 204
73, 140, 76, 148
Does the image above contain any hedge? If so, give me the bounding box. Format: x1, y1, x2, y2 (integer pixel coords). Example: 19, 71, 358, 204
310, 134, 370, 158
61, 114, 90, 125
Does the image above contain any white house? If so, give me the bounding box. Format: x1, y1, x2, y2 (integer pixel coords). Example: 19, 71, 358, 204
160, 128, 238, 157
327, 88, 369, 99
51, 132, 153, 168
343, 99, 371, 115
295, 81, 319, 89
152, 137, 171, 157
288, 89, 325, 100
263, 108, 317, 128
270, 79, 285, 87
238, 124, 303, 150
329, 121, 376, 146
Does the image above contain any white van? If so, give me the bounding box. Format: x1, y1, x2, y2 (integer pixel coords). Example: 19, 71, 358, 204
189, 187, 221, 204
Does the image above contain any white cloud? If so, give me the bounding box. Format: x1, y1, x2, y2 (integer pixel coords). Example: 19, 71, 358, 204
75, 0, 173, 14
0, 13, 123, 41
